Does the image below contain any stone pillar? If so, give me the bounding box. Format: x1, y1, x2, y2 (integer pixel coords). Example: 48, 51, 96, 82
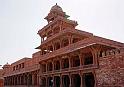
19, 75, 21, 85
13, 76, 15, 85
46, 76, 48, 87
32, 74, 35, 85
18, 75, 20, 85
53, 76, 55, 87
52, 75, 55, 87
69, 56, 71, 68
60, 75, 63, 87
16, 76, 18, 85
10, 76, 12, 85
11, 76, 13, 85
52, 60, 54, 72
80, 73, 83, 87
20, 75, 22, 85
11, 77, 12, 85
46, 62, 48, 73
79, 53, 83, 66
7, 77, 9, 85
52, 42, 55, 51
69, 74, 72, 87
60, 39, 62, 48
33, 73, 38, 85
53, 60, 55, 71
35, 74, 38, 85
60, 58, 62, 70
6, 77, 8, 85
68, 35, 72, 44
37, 74, 39, 86
14, 76, 16, 85
23, 74, 26, 85
17, 75, 19, 85
91, 49, 99, 66
9, 77, 10, 85
41, 38, 43, 43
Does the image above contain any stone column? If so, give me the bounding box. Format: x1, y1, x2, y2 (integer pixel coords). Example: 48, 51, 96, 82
68, 35, 72, 44
52, 75, 55, 87
52, 42, 55, 51
12, 76, 13, 85
38, 73, 40, 86
14, 76, 16, 85
16, 76, 18, 85
53, 60, 55, 71
79, 53, 83, 67
52, 60, 54, 72
9, 77, 11, 85
53, 76, 55, 87
60, 39, 62, 48
69, 56, 71, 68
69, 74, 72, 87
23, 74, 26, 85
34, 73, 38, 85
20, 75, 22, 85
46, 62, 48, 73
60, 75, 63, 87
32, 74, 35, 85
19, 75, 21, 85
80, 73, 83, 87
46, 76, 48, 87
60, 58, 62, 70
6, 77, 8, 85
37, 74, 39, 86
60, 21, 62, 31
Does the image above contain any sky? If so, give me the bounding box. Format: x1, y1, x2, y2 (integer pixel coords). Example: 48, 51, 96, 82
0, 0, 124, 67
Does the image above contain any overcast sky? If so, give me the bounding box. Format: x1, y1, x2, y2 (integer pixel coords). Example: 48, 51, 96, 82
0, 0, 124, 67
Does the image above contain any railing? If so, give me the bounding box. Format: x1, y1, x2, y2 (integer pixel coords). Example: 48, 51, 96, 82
40, 28, 93, 46
40, 37, 95, 61
83, 64, 94, 68
41, 64, 97, 75
4, 64, 40, 76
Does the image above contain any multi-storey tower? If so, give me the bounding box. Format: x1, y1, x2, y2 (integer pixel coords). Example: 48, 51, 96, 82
37, 3, 93, 55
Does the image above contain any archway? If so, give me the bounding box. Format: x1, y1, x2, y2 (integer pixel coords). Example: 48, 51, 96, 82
41, 77, 46, 87
62, 75, 70, 87
72, 55, 80, 67
72, 74, 81, 87
28, 74, 32, 85
48, 77, 53, 87
84, 72, 95, 87
84, 52, 93, 65
47, 62, 53, 71
62, 58, 69, 69
54, 60, 60, 70
62, 38, 69, 47
54, 76, 60, 87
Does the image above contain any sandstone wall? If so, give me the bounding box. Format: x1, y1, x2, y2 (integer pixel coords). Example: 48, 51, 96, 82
96, 53, 124, 87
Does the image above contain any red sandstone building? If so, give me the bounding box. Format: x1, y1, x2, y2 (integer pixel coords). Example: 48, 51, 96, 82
0, 69, 4, 87
2, 4, 124, 87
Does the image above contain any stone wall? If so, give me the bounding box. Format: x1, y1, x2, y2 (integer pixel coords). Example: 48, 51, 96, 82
96, 53, 124, 87
0, 79, 3, 87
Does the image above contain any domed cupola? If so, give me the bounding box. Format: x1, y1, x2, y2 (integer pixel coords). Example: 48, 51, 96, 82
45, 3, 69, 23
2, 63, 10, 69
50, 3, 63, 12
